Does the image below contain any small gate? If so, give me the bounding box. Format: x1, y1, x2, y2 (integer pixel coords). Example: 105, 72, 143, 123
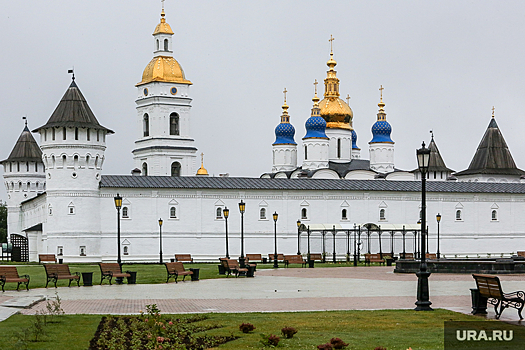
10, 234, 29, 262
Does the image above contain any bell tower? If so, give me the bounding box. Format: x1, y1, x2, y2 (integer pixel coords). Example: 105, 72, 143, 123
133, 6, 197, 177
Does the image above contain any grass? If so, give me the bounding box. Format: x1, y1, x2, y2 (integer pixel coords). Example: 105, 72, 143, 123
0, 309, 506, 350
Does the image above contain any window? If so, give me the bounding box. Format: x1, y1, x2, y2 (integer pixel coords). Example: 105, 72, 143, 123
123, 246, 129, 255
301, 208, 308, 219
156, 39, 159, 51
87, 128, 90, 141
62, 155, 67, 167
304, 145, 308, 160
341, 209, 347, 220
143, 114, 150, 137
63, 127, 67, 140
52, 128, 56, 140
49, 205, 53, 215
26, 162, 29, 172
170, 113, 179, 135
122, 207, 129, 218
380, 209, 386, 221
9, 163, 12, 172
171, 162, 181, 177
164, 38, 169, 51
68, 203, 75, 215
142, 162, 148, 176
216, 207, 223, 219
170, 207, 177, 218
456, 210, 462, 221
27, 182, 31, 191
57, 246, 63, 256
75, 127, 79, 140
492, 210, 497, 221
35, 162, 38, 172
44, 129, 47, 142
97, 130, 100, 142
74, 155, 79, 168
260, 208, 266, 220
337, 138, 341, 158
80, 246, 86, 256
17, 162, 20, 172
86, 155, 90, 167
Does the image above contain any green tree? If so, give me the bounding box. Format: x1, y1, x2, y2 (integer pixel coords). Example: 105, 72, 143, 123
0, 201, 7, 243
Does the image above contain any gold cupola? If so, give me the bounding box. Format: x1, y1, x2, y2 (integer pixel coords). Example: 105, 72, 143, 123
136, 9, 192, 86
319, 36, 353, 130
196, 153, 209, 176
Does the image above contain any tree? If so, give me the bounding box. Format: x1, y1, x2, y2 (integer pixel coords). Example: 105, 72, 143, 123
0, 201, 7, 243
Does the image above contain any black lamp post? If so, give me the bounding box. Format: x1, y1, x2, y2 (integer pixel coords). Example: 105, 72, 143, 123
296, 220, 301, 255
114, 193, 123, 265
436, 213, 442, 259
273, 212, 279, 268
353, 223, 357, 266
415, 141, 433, 311
238, 200, 246, 267
158, 218, 163, 264
223, 207, 230, 259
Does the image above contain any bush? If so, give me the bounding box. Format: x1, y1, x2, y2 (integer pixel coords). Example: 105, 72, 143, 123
318, 343, 333, 350
330, 337, 349, 349
239, 322, 256, 333
374, 347, 387, 350
281, 326, 298, 338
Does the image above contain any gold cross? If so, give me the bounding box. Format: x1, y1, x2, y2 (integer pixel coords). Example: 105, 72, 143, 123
200, 152, 204, 165
283, 88, 287, 103
492, 106, 495, 117
161, 0, 165, 10
346, 94, 350, 105
329, 35, 335, 53
379, 85, 384, 100
313, 80, 318, 95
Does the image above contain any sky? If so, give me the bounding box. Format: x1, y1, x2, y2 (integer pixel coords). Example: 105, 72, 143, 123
2, 0, 525, 201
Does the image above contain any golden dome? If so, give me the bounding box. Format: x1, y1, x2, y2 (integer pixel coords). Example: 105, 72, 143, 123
153, 10, 174, 35
196, 153, 209, 176
319, 97, 353, 130
136, 56, 192, 86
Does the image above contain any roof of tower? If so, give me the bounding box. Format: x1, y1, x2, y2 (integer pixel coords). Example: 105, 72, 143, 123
153, 10, 174, 35
33, 80, 114, 133
411, 135, 454, 173
136, 57, 192, 86
1, 125, 42, 163
455, 116, 525, 176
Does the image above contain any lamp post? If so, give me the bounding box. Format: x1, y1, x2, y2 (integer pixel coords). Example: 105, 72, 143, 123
158, 218, 163, 264
223, 207, 230, 259
273, 212, 279, 268
415, 141, 433, 311
353, 223, 357, 266
113, 193, 123, 265
296, 220, 301, 255
238, 200, 246, 267
436, 213, 442, 259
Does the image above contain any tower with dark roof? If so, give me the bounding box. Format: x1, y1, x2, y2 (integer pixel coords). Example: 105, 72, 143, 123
412, 133, 454, 181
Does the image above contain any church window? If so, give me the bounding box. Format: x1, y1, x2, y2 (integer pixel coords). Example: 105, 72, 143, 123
18, 182, 21, 191
170, 113, 180, 135
52, 156, 55, 168
35, 162, 38, 172
80, 246, 86, 256
86, 155, 90, 167
63, 127, 67, 140
142, 162, 148, 176
341, 209, 347, 220
44, 130, 47, 141
301, 208, 308, 220
304, 145, 308, 160
123, 246, 129, 255
171, 162, 181, 177
87, 128, 90, 141
48, 204, 53, 215
75, 127, 79, 140
57, 246, 63, 256
456, 210, 462, 221
122, 206, 129, 218
492, 210, 497, 221
52, 128, 56, 140
95, 156, 99, 168
9, 163, 12, 172
260, 208, 266, 220
68, 203, 75, 215
216, 207, 223, 219
62, 155, 67, 167
337, 139, 341, 158
380, 209, 386, 221
17, 162, 20, 172
26, 162, 29, 172
143, 114, 150, 137
74, 155, 79, 168
97, 130, 100, 142
170, 207, 177, 218
27, 182, 31, 191
164, 39, 169, 51
156, 39, 159, 51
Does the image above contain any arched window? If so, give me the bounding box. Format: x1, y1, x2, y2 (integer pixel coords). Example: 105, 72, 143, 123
301, 208, 308, 219
142, 162, 148, 176
170, 113, 179, 135
18, 182, 22, 191
44, 129, 47, 142
74, 155, 79, 168
492, 210, 497, 221
143, 114, 150, 137
63, 127, 67, 140
95, 156, 99, 168
62, 155, 67, 167
75, 127, 79, 140
52, 156, 55, 168
123, 246, 129, 255
17, 162, 20, 172
26, 162, 29, 172
9, 163, 12, 172
86, 155, 90, 167
260, 208, 266, 220
380, 209, 386, 221
122, 207, 129, 218
171, 162, 181, 177
341, 209, 347, 220
156, 39, 159, 51
35, 162, 38, 172
304, 145, 308, 160
52, 128, 56, 140
97, 130, 100, 142
87, 128, 90, 141
216, 207, 222, 219
337, 138, 341, 158
164, 39, 169, 51
26, 182, 31, 191
170, 207, 177, 218
456, 210, 462, 221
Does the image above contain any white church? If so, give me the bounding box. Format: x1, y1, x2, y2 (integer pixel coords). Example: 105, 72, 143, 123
3, 9, 525, 263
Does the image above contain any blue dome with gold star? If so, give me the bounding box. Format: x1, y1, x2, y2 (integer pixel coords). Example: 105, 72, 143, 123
304, 115, 327, 139
273, 122, 296, 145
370, 120, 393, 143
351, 129, 359, 149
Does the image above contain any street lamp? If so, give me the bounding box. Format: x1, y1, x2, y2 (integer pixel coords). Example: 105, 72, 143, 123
296, 220, 301, 255
273, 212, 279, 268
113, 193, 123, 265
158, 218, 163, 264
223, 207, 230, 259
436, 213, 442, 259
415, 141, 433, 311
238, 200, 246, 267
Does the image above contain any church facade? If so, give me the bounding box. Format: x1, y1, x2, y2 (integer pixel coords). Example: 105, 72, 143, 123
3, 9, 525, 263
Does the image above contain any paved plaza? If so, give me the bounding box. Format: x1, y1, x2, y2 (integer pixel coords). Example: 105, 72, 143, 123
0, 266, 524, 324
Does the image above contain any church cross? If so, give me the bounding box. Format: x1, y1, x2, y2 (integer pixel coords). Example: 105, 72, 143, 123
161, 0, 165, 10
346, 94, 351, 105
313, 79, 318, 95
492, 106, 495, 117
379, 85, 384, 100
200, 152, 204, 165
329, 35, 334, 53
283, 88, 287, 103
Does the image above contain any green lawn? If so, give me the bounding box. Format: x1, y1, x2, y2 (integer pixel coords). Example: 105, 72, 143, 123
0, 309, 505, 350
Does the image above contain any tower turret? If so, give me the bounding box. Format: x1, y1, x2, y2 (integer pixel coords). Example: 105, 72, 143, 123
302, 83, 329, 170
272, 88, 297, 172
369, 85, 395, 173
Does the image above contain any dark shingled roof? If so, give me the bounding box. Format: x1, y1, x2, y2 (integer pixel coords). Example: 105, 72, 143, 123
100, 175, 525, 194
33, 80, 114, 133
455, 117, 525, 176
411, 136, 454, 173
1, 125, 42, 163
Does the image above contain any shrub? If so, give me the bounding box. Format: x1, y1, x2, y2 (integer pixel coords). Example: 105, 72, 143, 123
281, 326, 298, 338
267, 334, 280, 346
239, 322, 256, 333
318, 343, 333, 350
374, 347, 387, 350
330, 337, 349, 349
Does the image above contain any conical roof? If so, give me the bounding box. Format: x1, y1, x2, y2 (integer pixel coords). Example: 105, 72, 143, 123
1, 125, 42, 163
33, 80, 114, 133
455, 117, 525, 176
427, 137, 454, 172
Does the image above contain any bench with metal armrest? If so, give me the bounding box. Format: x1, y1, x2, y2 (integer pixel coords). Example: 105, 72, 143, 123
473, 274, 525, 319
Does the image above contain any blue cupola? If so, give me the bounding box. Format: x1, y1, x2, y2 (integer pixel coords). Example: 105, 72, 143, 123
351, 129, 360, 149
303, 92, 328, 139
369, 88, 394, 144
273, 99, 296, 145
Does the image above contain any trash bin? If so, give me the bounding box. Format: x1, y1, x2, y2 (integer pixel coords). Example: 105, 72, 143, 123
58, 258, 63, 264
170, 258, 175, 262
262, 257, 268, 264
470, 288, 487, 315
308, 259, 315, 268
218, 264, 226, 275
189, 268, 200, 281
246, 265, 256, 277
126, 271, 137, 284
82, 272, 93, 286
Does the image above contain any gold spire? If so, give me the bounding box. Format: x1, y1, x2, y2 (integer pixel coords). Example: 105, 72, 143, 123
377, 85, 386, 121
281, 88, 290, 123
153, 5, 174, 35
196, 153, 209, 176
313, 80, 319, 106
492, 106, 495, 118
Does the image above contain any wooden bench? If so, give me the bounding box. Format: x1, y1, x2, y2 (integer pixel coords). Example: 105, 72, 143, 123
246, 254, 263, 262
309, 253, 323, 262
44, 264, 80, 288
473, 274, 525, 319
517, 251, 525, 257
268, 253, 284, 262
225, 259, 249, 277
284, 255, 307, 267
0, 266, 30, 292
426, 253, 437, 260
175, 254, 194, 263
164, 262, 193, 283
364, 253, 385, 266
399, 253, 414, 260
99, 263, 131, 285
39, 254, 57, 264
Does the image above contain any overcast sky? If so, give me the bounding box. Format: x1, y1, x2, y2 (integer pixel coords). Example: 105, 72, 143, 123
2, 0, 525, 201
